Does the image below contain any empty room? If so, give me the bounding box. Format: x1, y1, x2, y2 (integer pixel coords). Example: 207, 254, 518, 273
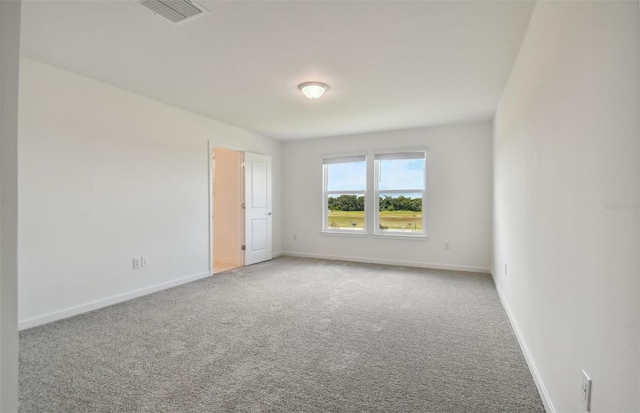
1, 0, 638, 412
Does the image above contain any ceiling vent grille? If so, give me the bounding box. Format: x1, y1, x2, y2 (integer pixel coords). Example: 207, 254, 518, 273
139, 0, 208, 24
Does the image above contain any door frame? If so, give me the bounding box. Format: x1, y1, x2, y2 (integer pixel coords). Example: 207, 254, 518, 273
208, 139, 244, 276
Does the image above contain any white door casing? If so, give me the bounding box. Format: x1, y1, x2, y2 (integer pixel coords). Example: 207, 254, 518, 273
244, 152, 272, 265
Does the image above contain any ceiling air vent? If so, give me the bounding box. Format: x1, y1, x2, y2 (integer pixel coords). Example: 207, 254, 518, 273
139, 0, 208, 24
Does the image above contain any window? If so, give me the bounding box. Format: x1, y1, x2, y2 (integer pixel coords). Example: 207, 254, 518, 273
374, 151, 426, 236
323, 155, 366, 232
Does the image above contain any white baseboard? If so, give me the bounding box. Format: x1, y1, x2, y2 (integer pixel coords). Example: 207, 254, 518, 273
494, 284, 555, 413
280, 251, 491, 274
19, 271, 211, 331
272, 251, 283, 258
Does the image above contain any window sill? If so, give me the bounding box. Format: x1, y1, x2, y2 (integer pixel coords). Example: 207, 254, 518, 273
321, 230, 368, 238
372, 233, 429, 240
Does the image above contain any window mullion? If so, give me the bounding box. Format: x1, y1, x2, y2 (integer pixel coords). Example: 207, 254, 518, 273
378, 189, 423, 194
326, 191, 366, 195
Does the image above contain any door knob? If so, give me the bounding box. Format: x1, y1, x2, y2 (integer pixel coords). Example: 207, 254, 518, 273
267, 212, 272, 215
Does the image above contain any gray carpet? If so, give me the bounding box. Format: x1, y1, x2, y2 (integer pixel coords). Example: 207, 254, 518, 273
20, 257, 544, 412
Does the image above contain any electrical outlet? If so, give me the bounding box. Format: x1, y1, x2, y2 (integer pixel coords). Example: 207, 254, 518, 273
444, 242, 450, 250
581, 370, 592, 411
133, 258, 141, 269
141, 256, 149, 267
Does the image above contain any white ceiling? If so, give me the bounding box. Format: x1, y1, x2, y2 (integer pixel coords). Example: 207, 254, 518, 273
20, 0, 535, 141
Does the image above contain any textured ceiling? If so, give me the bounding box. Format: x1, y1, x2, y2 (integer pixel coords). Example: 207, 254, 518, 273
20, 0, 535, 141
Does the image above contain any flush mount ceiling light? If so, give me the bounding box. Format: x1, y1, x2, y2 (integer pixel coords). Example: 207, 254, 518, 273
299, 82, 328, 99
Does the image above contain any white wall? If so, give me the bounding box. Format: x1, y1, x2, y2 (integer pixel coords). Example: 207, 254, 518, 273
18, 58, 282, 328
0, 1, 21, 411
282, 121, 492, 272
493, 1, 639, 412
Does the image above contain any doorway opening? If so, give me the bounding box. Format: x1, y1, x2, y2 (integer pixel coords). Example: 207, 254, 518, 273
211, 146, 244, 274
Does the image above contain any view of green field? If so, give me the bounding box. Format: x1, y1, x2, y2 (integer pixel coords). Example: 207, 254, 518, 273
379, 210, 422, 232
328, 210, 422, 232
328, 211, 365, 229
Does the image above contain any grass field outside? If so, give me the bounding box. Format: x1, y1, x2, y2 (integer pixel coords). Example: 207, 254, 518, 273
328, 210, 422, 232
379, 210, 422, 232
328, 211, 365, 230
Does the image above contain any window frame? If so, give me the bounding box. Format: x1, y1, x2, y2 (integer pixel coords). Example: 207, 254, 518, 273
373, 150, 427, 238
321, 153, 368, 235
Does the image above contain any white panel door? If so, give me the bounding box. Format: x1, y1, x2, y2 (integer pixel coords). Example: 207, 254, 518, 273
244, 152, 272, 265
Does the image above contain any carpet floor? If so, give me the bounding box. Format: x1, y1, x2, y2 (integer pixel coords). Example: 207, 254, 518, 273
20, 257, 545, 412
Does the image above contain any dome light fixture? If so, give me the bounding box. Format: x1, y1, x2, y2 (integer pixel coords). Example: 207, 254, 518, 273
299, 82, 328, 99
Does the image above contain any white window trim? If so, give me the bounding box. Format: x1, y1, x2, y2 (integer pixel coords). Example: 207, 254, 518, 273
373, 150, 427, 238
372, 146, 429, 157
321, 153, 367, 235
372, 232, 429, 240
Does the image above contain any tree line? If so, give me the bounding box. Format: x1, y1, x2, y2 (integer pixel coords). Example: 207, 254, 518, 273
328, 195, 421, 212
